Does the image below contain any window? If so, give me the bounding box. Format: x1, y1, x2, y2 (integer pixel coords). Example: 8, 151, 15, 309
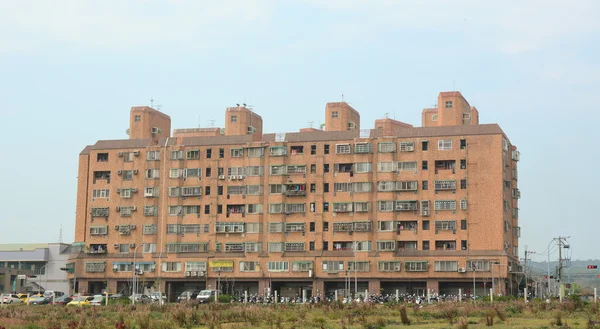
144, 205, 157, 216
435, 180, 456, 191
333, 202, 353, 213
309, 242, 315, 251
460, 159, 467, 169
245, 223, 262, 233
322, 261, 344, 272
167, 205, 201, 215
310, 164, 316, 174
434, 220, 456, 232
285, 242, 305, 252
270, 165, 287, 175
247, 147, 264, 158
460, 179, 467, 189
147, 151, 160, 161
230, 115, 237, 122
244, 242, 262, 252
378, 142, 396, 153
323, 241, 329, 250
146, 169, 160, 179
422, 161, 428, 170
422, 181, 428, 190
205, 186, 210, 196
206, 167, 212, 177
323, 183, 329, 193
139, 224, 156, 235
231, 148, 243, 157
285, 203, 306, 213
123, 152, 134, 162
332, 111, 338, 118
92, 189, 110, 200
378, 221, 394, 231
246, 166, 264, 176
396, 181, 417, 191
269, 184, 283, 194
377, 162, 396, 172
119, 244, 130, 253
405, 261, 428, 272
461, 220, 467, 230
97, 153, 108, 162
171, 150, 184, 160
323, 221, 329, 231
377, 181, 395, 191
227, 167, 245, 176
186, 150, 200, 159
169, 168, 181, 178
85, 262, 106, 273
167, 224, 200, 235
268, 242, 283, 252
377, 201, 394, 212
290, 145, 304, 155
240, 262, 259, 272
89, 226, 108, 236
185, 262, 207, 272
162, 262, 181, 272
292, 261, 313, 272
435, 261, 458, 272
354, 202, 370, 212
466, 260, 490, 271
399, 142, 414, 152
432, 114, 438, 121
377, 241, 396, 251
142, 243, 157, 253
144, 187, 159, 198
323, 202, 329, 212
268, 222, 283, 232
206, 149, 212, 158
113, 262, 132, 272
348, 261, 370, 272
336, 144, 351, 154
324, 144, 330, 154
423, 241, 430, 250
269, 146, 287, 156
267, 262, 289, 272
91, 207, 109, 217
354, 162, 372, 173
269, 204, 283, 214
378, 261, 401, 272
354, 143, 372, 153
287, 165, 306, 174
422, 140, 428, 151
122, 170, 134, 180
310, 145, 316, 155
134, 115, 141, 121
422, 220, 430, 230
462, 240, 468, 250
460, 139, 466, 149
434, 200, 456, 211
324, 164, 330, 173
438, 140, 452, 150
219, 148, 224, 158
166, 243, 208, 253
445, 101, 453, 108
246, 185, 262, 195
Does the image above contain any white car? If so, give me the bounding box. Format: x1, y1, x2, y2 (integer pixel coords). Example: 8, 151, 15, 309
89, 295, 105, 306
129, 294, 151, 304
150, 292, 167, 303
2, 294, 24, 304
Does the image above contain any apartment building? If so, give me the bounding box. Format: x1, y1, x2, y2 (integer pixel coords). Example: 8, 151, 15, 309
70, 91, 521, 300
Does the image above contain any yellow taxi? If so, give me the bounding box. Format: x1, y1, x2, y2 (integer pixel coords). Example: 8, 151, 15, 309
66, 296, 94, 306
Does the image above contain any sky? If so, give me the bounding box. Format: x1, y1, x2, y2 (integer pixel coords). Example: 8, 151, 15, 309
0, 0, 598, 261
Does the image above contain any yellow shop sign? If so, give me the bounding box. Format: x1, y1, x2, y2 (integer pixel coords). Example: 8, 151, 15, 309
209, 260, 234, 268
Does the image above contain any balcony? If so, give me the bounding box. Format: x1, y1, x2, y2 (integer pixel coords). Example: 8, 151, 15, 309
434, 180, 457, 192
285, 184, 306, 196
87, 244, 107, 255
290, 146, 304, 155
226, 205, 245, 218
93, 171, 111, 184
434, 160, 456, 174
395, 201, 418, 212
435, 241, 456, 251
334, 163, 353, 173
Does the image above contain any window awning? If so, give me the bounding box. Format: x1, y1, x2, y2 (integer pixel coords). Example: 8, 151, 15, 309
135, 262, 155, 265
113, 262, 132, 265
72, 242, 86, 247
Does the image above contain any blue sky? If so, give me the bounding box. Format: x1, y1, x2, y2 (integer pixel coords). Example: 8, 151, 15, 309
0, 1, 598, 261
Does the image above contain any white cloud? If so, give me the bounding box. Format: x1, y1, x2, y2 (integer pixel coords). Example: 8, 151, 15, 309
0, 0, 273, 52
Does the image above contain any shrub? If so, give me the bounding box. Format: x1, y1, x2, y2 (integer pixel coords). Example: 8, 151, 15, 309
456, 316, 469, 329
399, 305, 411, 325
484, 309, 495, 326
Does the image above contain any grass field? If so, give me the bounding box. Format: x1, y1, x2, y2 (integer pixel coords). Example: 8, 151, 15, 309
1, 298, 599, 329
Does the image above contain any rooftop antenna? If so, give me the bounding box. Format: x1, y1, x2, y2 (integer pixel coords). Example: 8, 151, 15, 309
341, 93, 344, 102
384, 112, 389, 119
308, 121, 314, 128
150, 98, 154, 108
198, 114, 201, 128
58, 225, 63, 243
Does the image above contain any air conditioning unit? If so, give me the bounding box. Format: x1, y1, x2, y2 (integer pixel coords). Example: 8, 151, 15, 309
508, 266, 513, 272
117, 170, 123, 175
133, 151, 140, 156
116, 189, 121, 194
113, 268, 118, 272
394, 266, 401, 272
118, 152, 124, 157
133, 170, 139, 175
185, 271, 191, 277
151, 127, 161, 134
348, 122, 357, 129
237, 175, 244, 180
406, 145, 414, 151
138, 270, 144, 276
144, 192, 154, 197
113, 243, 119, 248
131, 188, 138, 193
129, 243, 136, 247
116, 206, 121, 211
420, 210, 430, 216
247, 126, 256, 134
218, 175, 225, 180
114, 225, 120, 230
130, 225, 136, 230
229, 176, 236, 180
131, 206, 137, 211
458, 267, 467, 273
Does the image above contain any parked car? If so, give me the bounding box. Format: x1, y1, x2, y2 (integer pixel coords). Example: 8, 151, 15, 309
109, 293, 123, 299
52, 296, 72, 306
29, 296, 52, 305
2, 294, 24, 304
66, 296, 94, 306
150, 292, 167, 303
129, 294, 151, 304
24, 293, 44, 304
43, 291, 65, 298
177, 290, 200, 303
89, 295, 105, 306
196, 290, 217, 304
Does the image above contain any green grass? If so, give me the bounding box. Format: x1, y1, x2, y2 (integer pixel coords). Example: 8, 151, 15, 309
0, 299, 598, 329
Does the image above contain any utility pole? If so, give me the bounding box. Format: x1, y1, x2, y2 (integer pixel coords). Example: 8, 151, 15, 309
524, 250, 536, 293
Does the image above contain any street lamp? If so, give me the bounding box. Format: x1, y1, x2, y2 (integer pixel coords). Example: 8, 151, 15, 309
132, 244, 143, 305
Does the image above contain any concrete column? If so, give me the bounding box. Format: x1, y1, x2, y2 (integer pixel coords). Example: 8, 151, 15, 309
314, 278, 325, 299
459, 289, 462, 302
258, 279, 269, 297
368, 279, 380, 296
107, 280, 118, 295
426, 279, 439, 294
